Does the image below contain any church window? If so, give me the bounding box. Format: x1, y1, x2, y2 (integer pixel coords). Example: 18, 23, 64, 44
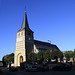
21, 32, 23, 36
18, 33, 20, 36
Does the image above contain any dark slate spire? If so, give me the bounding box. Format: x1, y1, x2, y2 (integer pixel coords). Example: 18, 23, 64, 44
21, 10, 29, 30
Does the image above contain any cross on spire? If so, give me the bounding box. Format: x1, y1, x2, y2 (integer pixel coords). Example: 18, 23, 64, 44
25, 5, 26, 12
21, 8, 29, 30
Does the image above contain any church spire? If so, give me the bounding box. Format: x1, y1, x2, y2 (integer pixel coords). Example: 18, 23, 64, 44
21, 9, 29, 30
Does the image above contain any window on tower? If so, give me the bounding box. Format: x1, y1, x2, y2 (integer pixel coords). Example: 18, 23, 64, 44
18, 33, 20, 36
21, 32, 23, 36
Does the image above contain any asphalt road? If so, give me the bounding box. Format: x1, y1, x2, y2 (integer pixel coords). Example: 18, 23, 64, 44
1, 69, 75, 75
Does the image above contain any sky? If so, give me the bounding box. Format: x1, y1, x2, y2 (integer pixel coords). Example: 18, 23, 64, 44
0, 0, 75, 61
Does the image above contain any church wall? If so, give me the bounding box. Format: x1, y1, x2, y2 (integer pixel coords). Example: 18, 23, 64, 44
14, 30, 26, 67
25, 30, 34, 56
14, 50, 26, 66
16, 30, 25, 50
25, 41, 34, 55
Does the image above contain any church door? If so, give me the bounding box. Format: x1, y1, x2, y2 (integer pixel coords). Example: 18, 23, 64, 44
20, 56, 23, 63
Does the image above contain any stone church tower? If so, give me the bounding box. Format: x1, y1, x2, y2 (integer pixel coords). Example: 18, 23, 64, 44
14, 10, 34, 66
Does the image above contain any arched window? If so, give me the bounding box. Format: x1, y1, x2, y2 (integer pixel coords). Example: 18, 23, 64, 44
21, 32, 23, 36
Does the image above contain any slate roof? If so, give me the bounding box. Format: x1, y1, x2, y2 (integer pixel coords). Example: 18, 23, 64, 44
21, 11, 29, 30
34, 40, 60, 50
18, 11, 33, 32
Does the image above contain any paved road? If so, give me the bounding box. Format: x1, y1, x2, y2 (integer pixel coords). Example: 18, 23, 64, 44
1, 69, 75, 75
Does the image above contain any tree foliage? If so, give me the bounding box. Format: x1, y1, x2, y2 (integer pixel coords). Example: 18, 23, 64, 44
37, 50, 44, 62
64, 51, 74, 60
51, 50, 63, 59
2, 53, 14, 66
28, 49, 63, 63
44, 50, 51, 61
27, 52, 37, 62
73, 49, 75, 58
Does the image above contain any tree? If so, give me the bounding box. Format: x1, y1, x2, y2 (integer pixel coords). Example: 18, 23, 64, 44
64, 51, 74, 60
74, 49, 75, 53
44, 49, 51, 62
27, 52, 37, 62
2, 56, 6, 67
2, 53, 14, 66
37, 50, 44, 62
51, 50, 63, 60
73, 49, 75, 58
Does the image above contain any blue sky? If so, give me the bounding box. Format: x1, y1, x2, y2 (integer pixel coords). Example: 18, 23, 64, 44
0, 0, 75, 61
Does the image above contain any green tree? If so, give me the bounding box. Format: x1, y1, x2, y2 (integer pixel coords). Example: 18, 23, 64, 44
37, 50, 44, 62
73, 49, 75, 58
64, 51, 74, 60
51, 50, 63, 59
28, 52, 37, 62
74, 49, 75, 53
44, 49, 51, 62
2, 53, 14, 66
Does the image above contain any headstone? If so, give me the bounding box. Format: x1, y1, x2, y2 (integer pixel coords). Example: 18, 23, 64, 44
58, 58, 60, 63
70, 58, 73, 62
70, 58, 74, 65
63, 56, 66, 63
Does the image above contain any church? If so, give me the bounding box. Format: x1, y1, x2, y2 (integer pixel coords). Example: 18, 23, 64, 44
14, 10, 60, 66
